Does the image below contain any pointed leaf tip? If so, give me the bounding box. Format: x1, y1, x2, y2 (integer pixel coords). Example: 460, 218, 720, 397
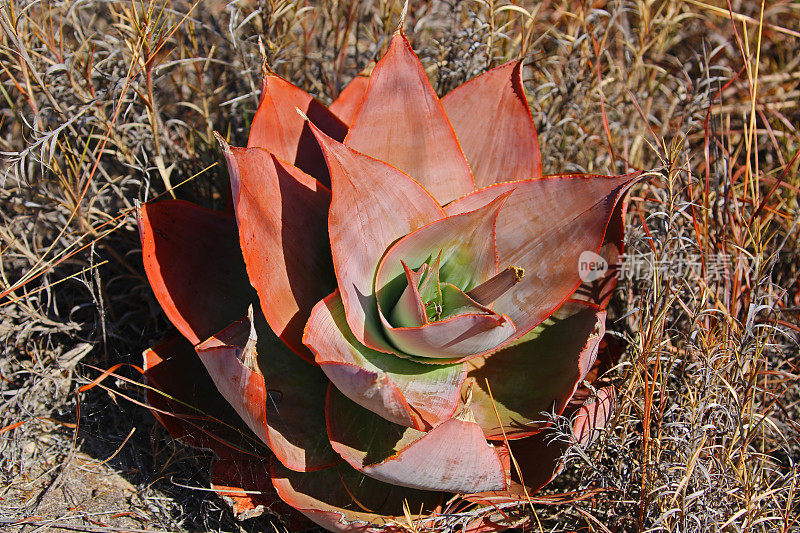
213, 131, 230, 153
442, 60, 541, 186
466, 385, 617, 506
345, 31, 474, 204
399, 0, 409, 31
248, 73, 346, 186
143, 335, 263, 460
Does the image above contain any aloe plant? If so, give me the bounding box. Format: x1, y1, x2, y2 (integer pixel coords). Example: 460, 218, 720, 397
138, 29, 640, 532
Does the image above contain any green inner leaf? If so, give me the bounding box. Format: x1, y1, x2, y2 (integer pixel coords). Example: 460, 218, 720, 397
418, 251, 443, 311
388, 248, 507, 329
439, 282, 494, 320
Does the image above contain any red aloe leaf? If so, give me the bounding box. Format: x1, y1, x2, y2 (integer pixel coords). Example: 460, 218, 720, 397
138, 200, 255, 345
222, 144, 335, 362
248, 73, 348, 186
195, 313, 340, 472
143, 335, 265, 460
442, 61, 542, 186
328, 63, 373, 126
344, 31, 474, 204
304, 291, 467, 430
465, 300, 605, 440
271, 461, 444, 533
326, 385, 508, 494
445, 172, 643, 338
310, 123, 445, 352
466, 386, 616, 505
572, 385, 616, 444
464, 516, 517, 533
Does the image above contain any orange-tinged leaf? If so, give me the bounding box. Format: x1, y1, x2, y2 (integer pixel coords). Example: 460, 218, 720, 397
248, 73, 347, 186
379, 309, 517, 361
143, 335, 264, 460
572, 195, 629, 307
442, 61, 542, 186
223, 145, 334, 362
445, 172, 642, 338
376, 191, 509, 305
138, 200, 255, 345
345, 31, 474, 204
389, 261, 428, 328
196, 314, 339, 472
572, 385, 616, 445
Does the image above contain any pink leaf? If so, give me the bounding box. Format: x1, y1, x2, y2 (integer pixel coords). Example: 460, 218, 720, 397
445, 172, 642, 338
196, 313, 339, 472
327, 386, 508, 493
345, 31, 474, 204
310, 124, 445, 352
304, 291, 466, 430
442, 61, 541, 186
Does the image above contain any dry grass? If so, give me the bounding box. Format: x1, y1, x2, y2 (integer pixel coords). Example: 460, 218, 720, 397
1, 0, 798, 531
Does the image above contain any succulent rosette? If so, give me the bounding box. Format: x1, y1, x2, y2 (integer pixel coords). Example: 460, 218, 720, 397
138, 29, 640, 532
